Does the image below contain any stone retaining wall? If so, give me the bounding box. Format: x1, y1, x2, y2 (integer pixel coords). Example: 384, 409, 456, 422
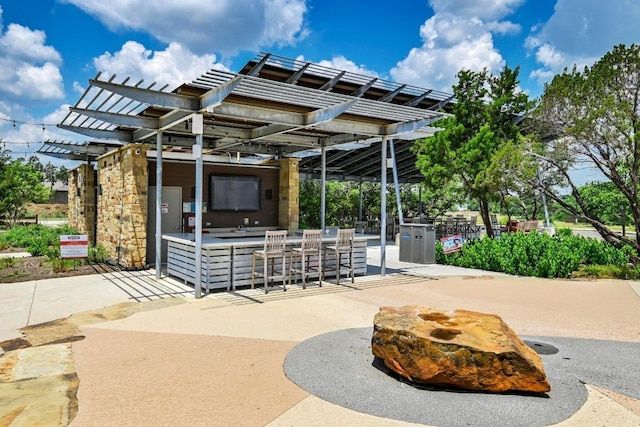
67, 164, 96, 244
279, 158, 299, 230
96, 144, 148, 268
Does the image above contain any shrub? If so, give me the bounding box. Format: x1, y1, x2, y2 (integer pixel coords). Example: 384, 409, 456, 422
0, 225, 79, 256
49, 257, 76, 273
0, 257, 16, 269
571, 264, 640, 280
437, 230, 632, 279
88, 244, 109, 264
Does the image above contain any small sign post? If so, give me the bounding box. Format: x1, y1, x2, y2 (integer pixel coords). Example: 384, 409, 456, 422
60, 235, 89, 259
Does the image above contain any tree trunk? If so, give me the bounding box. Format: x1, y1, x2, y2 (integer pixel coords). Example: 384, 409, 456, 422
478, 198, 493, 238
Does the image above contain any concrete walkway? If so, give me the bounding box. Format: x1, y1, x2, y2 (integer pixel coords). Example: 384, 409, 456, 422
1, 245, 640, 426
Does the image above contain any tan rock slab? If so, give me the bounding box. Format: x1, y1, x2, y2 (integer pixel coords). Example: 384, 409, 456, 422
0, 344, 78, 427
372, 305, 550, 393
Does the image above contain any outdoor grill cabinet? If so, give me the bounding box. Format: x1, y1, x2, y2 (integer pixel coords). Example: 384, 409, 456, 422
399, 224, 436, 264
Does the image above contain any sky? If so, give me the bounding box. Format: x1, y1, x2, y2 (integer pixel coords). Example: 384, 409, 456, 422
1, 0, 639, 182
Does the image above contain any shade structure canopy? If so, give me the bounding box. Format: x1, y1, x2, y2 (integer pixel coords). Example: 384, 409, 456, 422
43, 52, 452, 164
45, 53, 455, 297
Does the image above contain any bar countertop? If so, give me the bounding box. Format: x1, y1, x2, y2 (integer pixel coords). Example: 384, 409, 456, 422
162, 231, 378, 248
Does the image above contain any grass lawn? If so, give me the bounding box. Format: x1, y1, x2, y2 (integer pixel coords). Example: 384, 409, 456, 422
553, 221, 636, 234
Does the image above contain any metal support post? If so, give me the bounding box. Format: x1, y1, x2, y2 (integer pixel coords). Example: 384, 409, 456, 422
389, 139, 403, 225
193, 114, 204, 299
321, 145, 327, 231
380, 136, 388, 275
155, 131, 163, 279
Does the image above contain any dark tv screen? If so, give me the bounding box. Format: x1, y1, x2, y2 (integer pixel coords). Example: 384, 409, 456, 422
209, 175, 260, 211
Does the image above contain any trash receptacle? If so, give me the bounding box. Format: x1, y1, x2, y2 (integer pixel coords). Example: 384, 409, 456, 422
399, 225, 413, 262
398, 224, 436, 264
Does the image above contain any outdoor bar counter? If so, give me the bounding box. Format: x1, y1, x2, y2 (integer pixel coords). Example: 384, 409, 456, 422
162, 230, 377, 292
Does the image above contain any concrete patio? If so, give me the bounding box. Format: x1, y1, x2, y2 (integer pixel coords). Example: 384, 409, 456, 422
1, 245, 639, 426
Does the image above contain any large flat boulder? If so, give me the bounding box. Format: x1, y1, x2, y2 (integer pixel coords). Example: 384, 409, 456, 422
371, 305, 550, 393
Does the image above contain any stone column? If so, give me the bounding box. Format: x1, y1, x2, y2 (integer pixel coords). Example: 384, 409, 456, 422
96, 144, 148, 268
278, 158, 299, 230
67, 164, 96, 244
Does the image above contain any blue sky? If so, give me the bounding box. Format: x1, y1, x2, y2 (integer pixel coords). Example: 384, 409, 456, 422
1, 0, 640, 174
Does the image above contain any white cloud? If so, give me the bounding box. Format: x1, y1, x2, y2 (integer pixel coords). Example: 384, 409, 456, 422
0, 8, 64, 102
392, 34, 504, 92
526, 0, 640, 83
0, 23, 61, 64
389, 0, 521, 91
93, 41, 228, 89
485, 20, 520, 35
315, 55, 379, 77
534, 44, 565, 70
62, 0, 308, 55
392, 20, 505, 91
72, 81, 85, 95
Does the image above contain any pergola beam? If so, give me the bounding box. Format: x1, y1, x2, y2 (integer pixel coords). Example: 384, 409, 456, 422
350, 78, 378, 97
404, 90, 433, 107
212, 102, 384, 136
245, 53, 271, 76
69, 107, 158, 128
306, 99, 357, 124
43, 141, 122, 155
383, 116, 442, 136
89, 79, 198, 110
200, 76, 243, 111
57, 124, 133, 142
320, 71, 345, 91
285, 62, 311, 84
378, 84, 406, 102
428, 95, 455, 111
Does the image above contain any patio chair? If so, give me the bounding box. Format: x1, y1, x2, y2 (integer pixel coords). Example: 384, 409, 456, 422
288, 229, 322, 289
323, 228, 355, 285
465, 215, 482, 238
251, 230, 288, 294
445, 216, 456, 236
523, 220, 538, 233
489, 213, 502, 237
355, 221, 368, 234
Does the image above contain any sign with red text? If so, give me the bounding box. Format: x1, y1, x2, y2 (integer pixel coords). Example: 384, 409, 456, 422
440, 234, 465, 255
60, 235, 89, 259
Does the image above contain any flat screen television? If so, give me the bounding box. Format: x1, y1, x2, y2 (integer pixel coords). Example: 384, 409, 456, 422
209, 174, 260, 211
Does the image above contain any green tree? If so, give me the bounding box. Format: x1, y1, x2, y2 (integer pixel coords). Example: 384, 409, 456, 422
529, 44, 640, 257
485, 137, 542, 221
557, 181, 630, 226
0, 158, 52, 225
55, 165, 69, 186
413, 66, 530, 236
43, 162, 57, 189
299, 180, 321, 228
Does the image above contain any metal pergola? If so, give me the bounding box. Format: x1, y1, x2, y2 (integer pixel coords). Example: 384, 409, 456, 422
45, 52, 453, 297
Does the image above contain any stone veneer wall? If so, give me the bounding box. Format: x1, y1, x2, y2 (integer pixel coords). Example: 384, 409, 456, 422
67, 164, 96, 244
96, 144, 148, 268
278, 158, 299, 230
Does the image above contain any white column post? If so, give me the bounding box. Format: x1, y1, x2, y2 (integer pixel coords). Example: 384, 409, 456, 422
380, 136, 388, 275
192, 114, 204, 299
155, 131, 163, 279
320, 145, 327, 231
389, 139, 404, 225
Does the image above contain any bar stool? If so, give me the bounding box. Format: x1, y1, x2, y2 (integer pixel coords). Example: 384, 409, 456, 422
251, 230, 288, 294
323, 228, 355, 285
288, 229, 322, 289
